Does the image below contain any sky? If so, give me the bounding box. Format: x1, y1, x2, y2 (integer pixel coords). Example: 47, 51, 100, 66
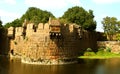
0, 0, 120, 32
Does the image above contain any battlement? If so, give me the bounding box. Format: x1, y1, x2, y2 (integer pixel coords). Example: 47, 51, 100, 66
7, 19, 82, 40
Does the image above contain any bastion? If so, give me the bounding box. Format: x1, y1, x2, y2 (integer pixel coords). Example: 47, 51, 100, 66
7, 19, 97, 65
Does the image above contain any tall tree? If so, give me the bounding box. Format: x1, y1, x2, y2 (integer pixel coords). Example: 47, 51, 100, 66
21, 7, 55, 24
61, 6, 96, 31
102, 16, 119, 40
4, 7, 55, 28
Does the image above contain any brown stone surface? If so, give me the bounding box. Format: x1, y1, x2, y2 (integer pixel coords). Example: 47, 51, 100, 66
7, 19, 97, 64
97, 41, 120, 54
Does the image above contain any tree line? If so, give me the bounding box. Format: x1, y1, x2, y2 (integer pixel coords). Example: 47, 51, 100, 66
3, 6, 96, 31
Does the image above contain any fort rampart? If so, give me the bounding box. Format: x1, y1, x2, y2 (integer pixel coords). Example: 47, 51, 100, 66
7, 19, 97, 64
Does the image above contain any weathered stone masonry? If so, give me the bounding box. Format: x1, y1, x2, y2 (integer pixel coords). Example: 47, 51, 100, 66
8, 19, 97, 64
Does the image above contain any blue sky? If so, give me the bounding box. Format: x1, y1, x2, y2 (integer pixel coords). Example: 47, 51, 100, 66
0, 0, 120, 32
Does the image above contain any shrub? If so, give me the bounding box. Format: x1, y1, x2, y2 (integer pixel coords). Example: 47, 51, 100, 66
84, 48, 96, 56
115, 33, 120, 41
84, 52, 96, 56
98, 47, 104, 51
105, 47, 111, 52
86, 48, 92, 52
96, 48, 104, 56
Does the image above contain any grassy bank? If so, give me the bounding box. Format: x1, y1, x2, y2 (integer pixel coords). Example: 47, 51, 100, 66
79, 55, 120, 59
79, 48, 120, 59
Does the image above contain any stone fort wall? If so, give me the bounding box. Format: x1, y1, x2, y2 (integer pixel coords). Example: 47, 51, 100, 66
8, 21, 97, 64
97, 41, 120, 54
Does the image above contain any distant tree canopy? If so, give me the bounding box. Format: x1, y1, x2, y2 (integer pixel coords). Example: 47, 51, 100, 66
4, 6, 96, 31
4, 7, 55, 28
61, 6, 96, 31
4, 19, 22, 28
102, 16, 120, 40
21, 7, 55, 24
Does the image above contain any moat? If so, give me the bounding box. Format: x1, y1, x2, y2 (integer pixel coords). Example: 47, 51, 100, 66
1, 57, 120, 74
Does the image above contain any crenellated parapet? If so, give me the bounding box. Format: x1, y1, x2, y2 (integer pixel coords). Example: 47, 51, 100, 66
7, 27, 15, 39
7, 19, 83, 40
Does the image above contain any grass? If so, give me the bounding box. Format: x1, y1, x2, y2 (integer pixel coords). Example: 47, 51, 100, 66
79, 51, 120, 59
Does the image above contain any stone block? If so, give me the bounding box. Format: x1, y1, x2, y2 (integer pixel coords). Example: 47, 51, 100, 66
38, 23, 44, 30
69, 24, 74, 33
15, 27, 23, 36
8, 27, 14, 36
44, 23, 49, 30
27, 23, 34, 30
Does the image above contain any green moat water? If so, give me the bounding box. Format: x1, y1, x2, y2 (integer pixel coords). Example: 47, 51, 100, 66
1, 56, 120, 74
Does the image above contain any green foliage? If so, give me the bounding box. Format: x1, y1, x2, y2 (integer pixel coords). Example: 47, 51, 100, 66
21, 7, 55, 24
105, 47, 111, 52
80, 47, 120, 59
102, 16, 119, 40
115, 33, 120, 41
4, 7, 55, 28
86, 48, 92, 52
84, 52, 96, 56
84, 48, 96, 56
61, 6, 96, 31
96, 50, 104, 56
59, 18, 68, 24
98, 47, 104, 51
4, 19, 22, 28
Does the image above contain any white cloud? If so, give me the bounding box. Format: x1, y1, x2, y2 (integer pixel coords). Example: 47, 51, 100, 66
4, 0, 16, 5
25, 0, 81, 10
92, 0, 120, 4
0, 9, 21, 24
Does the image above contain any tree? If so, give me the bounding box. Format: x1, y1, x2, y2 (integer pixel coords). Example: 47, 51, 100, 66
4, 7, 55, 28
102, 16, 119, 40
21, 7, 55, 24
61, 6, 96, 31
4, 19, 22, 28
117, 21, 120, 32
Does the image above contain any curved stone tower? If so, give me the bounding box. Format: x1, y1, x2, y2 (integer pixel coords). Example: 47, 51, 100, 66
8, 19, 97, 65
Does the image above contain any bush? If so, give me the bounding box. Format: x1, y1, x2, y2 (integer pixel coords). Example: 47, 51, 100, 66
115, 33, 120, 41
96, 50, 104, 56
86, 48, 92, 52
105, 47, 111, 52
84, 48, 96, 56
98, 47, 104, 51
84, 52, 96, 56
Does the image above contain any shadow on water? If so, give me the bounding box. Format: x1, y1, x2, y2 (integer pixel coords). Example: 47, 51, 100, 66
0, 56, 9, 74
1, 57, 120, 74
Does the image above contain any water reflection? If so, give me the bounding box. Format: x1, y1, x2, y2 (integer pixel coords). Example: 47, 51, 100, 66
1, 57, 120, 74
0, 56, 9, 74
